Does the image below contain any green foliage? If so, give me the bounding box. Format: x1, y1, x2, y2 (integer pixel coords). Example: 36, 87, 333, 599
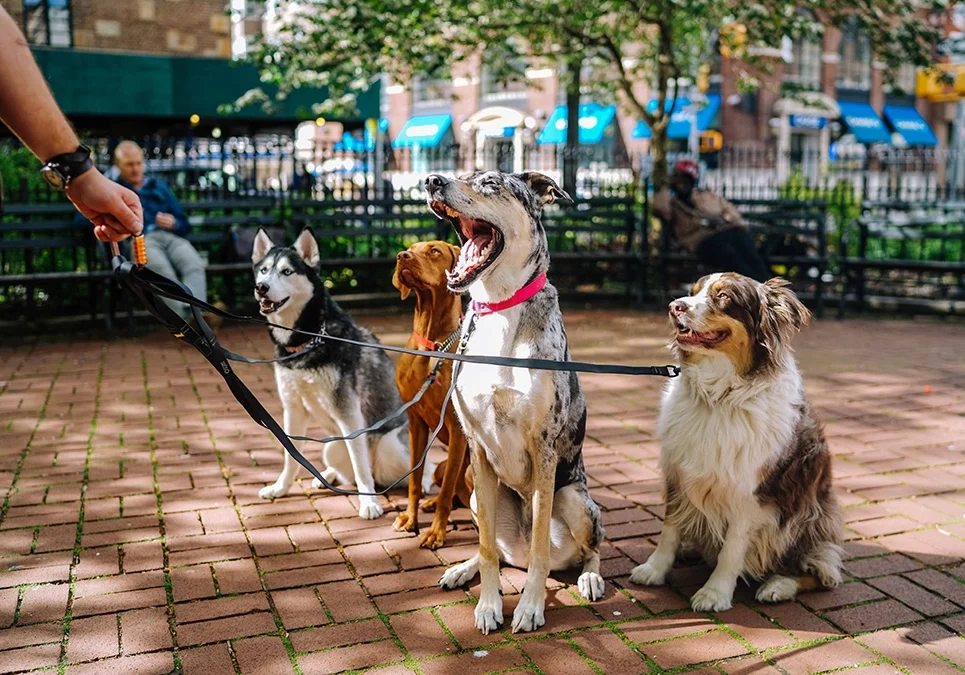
243, 1, 941, 185
0, 145, 48, 204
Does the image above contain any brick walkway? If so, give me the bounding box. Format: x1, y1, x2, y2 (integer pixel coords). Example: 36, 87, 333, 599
2, 310, 965, 675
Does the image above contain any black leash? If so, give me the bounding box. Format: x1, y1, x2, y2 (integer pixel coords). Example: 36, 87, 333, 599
120, 261, 679, 378
111, 255, 679, 497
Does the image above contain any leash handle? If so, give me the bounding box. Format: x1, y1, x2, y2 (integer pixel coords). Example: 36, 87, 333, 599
109, 234, 147, 266
132, 233, 147, 266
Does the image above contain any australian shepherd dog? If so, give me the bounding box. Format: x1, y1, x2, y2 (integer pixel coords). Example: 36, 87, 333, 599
630, 273, 843, 612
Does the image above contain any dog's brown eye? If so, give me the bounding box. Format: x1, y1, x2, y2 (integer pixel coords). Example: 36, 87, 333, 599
430, 248, 440, 256
717, 292, 729, 301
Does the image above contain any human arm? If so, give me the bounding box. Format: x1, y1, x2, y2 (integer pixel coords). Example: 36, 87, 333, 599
156, 182, 190, 236
716, 195, 747, 229
0, 6, 141, 241
651, 186, 673, 221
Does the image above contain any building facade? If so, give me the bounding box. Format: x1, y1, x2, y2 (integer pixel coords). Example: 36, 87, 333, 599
382, 14, 951, 179
0, 0, 377, 139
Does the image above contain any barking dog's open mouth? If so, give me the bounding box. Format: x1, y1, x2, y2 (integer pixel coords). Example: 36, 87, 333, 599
258, 297, 289, 315
429, 200, 504, 290
674, 321, 729, 347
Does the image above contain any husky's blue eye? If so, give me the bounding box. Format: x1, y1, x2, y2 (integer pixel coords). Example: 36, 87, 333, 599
260, 267, 268, 274
282, 269, 293, 276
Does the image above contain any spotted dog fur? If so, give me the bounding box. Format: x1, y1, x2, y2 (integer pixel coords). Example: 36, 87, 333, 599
630, 273, 843, 612
250, 229, 430, 519
425, 172, 605, 635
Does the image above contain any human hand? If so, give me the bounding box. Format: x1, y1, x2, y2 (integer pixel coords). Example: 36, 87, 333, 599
156, 213, 176, 230
66, 169, 143, 242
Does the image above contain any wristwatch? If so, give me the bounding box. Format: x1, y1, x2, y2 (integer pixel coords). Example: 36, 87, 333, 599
40, 145, 94, 191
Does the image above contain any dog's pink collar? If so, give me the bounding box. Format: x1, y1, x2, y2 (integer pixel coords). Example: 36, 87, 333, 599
471, 272, 547, 316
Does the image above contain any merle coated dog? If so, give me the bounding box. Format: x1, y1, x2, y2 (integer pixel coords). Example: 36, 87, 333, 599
425, 172, 605, 635
251, 228, 431, 519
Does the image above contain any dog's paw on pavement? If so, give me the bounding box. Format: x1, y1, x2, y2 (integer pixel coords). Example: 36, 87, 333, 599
258, 482, 291, 500
577, 571, 605, 601
358, 499, 384, 520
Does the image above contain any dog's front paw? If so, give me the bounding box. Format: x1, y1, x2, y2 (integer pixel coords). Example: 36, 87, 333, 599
629, 561, 668, 587
690, 584, 733, 612
420, 496, 438, 513
756, 576, 798, 604
418, 526, 446, 550
311, 468, 340, 491
258, 481, 291, 500
358, 499, 384, 520
439, 559, 478, 589
475, 597, 504, 635
577, 572, 605, 601
392, 511, 417, 533
511, 596, 545, 634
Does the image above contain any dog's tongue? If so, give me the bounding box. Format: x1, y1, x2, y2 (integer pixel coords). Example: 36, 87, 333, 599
450, 227, 494, 281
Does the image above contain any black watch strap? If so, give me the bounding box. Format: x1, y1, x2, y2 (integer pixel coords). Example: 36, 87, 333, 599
42, 145, 94, 189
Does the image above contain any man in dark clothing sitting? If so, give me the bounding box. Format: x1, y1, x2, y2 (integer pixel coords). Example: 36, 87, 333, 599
652, 159, 770, 282
112, 140, 209, 320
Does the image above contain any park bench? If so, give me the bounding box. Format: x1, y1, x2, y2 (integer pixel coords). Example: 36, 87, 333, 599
0, 202, 115, 332
0, 192, 642, 332
837, 201, 965, 317
0, 198, 285, 333
287, 194, 643, 301
650, 199, 829, 317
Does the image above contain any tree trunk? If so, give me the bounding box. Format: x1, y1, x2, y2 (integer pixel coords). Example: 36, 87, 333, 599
651, 125, 669, 186
562, 55, 581, 198
651, 19, 675, 186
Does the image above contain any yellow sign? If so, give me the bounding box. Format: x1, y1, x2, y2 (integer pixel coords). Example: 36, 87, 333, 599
700, 130, 723, 153
916, 63, 965, 102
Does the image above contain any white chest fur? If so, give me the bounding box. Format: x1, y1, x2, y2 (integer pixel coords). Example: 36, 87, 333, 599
454, 310, 552, 492
658, 355, 803, 507
273, 363, 340, 427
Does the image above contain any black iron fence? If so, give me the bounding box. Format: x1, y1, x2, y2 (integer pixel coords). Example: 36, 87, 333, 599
4, 136, 965, 329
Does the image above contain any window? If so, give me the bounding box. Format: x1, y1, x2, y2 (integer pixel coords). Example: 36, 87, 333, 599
481, 48, 528, 101
786, 36, 821, 89
886, 63, 917, 96
23, 0, 72, 47
412, 76, 451, 105
836, 18, 872, 91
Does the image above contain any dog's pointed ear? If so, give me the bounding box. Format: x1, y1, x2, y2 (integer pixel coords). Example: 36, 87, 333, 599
391, 264, 411, 301
252, 228, 274, 264
517, 171, 573, 205
758, 277, 810, 354
293, 228, 320, 267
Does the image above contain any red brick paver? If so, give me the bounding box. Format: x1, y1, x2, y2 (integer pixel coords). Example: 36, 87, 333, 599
2, 311, 965, 673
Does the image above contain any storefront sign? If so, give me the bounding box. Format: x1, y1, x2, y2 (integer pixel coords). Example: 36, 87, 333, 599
790, 115, 828, 130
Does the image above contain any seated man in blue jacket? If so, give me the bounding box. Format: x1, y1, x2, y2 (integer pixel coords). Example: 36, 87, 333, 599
112, 140, 208, 321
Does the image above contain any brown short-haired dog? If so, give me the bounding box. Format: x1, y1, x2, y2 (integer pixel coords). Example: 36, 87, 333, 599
391, 241, 471, 549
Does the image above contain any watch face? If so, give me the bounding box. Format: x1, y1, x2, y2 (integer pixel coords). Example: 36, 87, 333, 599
41, 165, 67, 190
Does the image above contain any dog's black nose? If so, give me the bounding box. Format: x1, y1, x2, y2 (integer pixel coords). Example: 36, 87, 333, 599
397, 251, 412, 261
256, 283, 270, 297
669, 300, 688, 316
425, 174, 448, 191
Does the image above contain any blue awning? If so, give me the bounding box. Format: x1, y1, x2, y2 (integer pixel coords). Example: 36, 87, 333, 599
632, 95, 721, 140
883, 105, 937, 147
837, 101, 891, 145
335, 131, 373, 152
392, 114, 452, 148
537, 103, 618, 145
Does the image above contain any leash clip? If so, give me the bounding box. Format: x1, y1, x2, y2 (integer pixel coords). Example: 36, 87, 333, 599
667, 365, 681, 378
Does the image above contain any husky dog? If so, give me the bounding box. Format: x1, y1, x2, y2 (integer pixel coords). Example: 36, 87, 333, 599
425, 172, 605, 635
251, 228, 430, 519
